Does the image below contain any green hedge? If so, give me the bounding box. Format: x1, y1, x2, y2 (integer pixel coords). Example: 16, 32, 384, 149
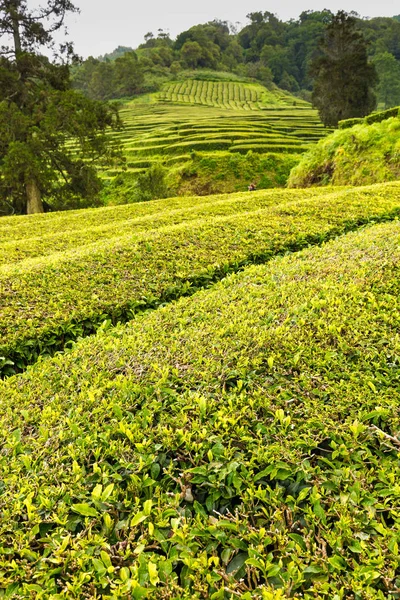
128, 145, 169, 157
232, 138, 303, 146
365, 106, 400, 124
339, 107, 400, 129
1, 221, 400, 597
338, 117, 364, 129
164, 154, 192, 164
125, 160, 154, 169
165, 140, 233, 153
177, 126, 275, 137
231, 144, 308, 154
3, 188, 321, 265
125, 137, 181, 149
1, 183, 400, 376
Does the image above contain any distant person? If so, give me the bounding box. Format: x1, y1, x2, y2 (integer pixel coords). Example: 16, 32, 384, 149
248, 183, 257, 192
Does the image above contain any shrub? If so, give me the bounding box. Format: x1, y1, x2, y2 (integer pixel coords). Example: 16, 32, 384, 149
288, 116, 400, 187
1, 183, 400, 376
134, 163, 170, 201
365, 105, 400, 124
338, 117, 364, 129
1, 220, 400, 596
339, 106, 400, 129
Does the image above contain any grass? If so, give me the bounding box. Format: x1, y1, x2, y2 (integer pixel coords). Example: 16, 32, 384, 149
1, 215, 400, 597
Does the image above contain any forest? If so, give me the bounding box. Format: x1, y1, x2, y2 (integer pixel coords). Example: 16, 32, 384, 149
72, 11, 400, 108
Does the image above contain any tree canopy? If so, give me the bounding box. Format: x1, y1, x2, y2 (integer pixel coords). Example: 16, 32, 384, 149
310, 11, 378, 126
373, 51, 400, 108
0, 0, 122, 215
72, 11, 400, 109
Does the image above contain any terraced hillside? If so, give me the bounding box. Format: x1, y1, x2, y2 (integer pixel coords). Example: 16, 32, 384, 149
90, 79, 330, 194
1, 182, 400, 598
157, 79, 309, 110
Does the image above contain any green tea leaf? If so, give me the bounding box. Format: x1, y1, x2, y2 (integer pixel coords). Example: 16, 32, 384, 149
131, 512, 148, 527
71, 503, 98, 518
227, 552, 248, 575
148, 561, 159, 586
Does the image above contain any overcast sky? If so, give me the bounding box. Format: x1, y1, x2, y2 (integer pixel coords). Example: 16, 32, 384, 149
62, 0, 398, 58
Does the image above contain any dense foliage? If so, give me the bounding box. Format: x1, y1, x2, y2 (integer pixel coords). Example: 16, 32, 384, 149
288, 110, 400, 187
72, 11, 400, 107
373, 51, 400, 108
310, 12, 377, 126
1, 182, 400, 377
158, 79, 293, 110
2, 7, 400, 598
0, 0, 122, 215
1, 210, 400, 597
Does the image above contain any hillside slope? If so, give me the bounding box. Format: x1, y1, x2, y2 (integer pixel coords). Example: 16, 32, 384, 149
84, 77, 330, 199
288, 107, 400, 187
1, 182, 400, 378
1, 215, 400, 597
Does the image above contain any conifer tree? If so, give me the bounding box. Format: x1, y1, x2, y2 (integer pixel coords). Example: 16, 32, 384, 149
311, 11, 377, 127
0, 0, 122, 214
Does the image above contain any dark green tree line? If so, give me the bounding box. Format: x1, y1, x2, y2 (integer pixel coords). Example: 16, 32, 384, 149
373, 51, 400, 107
73, 12, 400, 107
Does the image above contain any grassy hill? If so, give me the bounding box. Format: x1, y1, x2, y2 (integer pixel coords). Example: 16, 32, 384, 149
81, 77, 330, 199
288, 106, 400, 187
1, 182, 400, 597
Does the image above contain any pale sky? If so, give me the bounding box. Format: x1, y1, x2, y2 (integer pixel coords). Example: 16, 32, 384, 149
45, 0, 400, 58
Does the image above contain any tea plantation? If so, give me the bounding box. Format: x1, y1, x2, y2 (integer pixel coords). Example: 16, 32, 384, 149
111, 102, 318, 168
1, 182, 400, 598
1, 183, 399, 376
72, 78, 329, 196
157, 80, 309, 111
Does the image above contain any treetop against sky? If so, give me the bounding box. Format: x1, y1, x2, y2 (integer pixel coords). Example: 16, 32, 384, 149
27, 0, 399, 58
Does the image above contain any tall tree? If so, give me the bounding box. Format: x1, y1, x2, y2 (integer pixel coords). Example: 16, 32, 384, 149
114, 51, 144, 97
0, 0, 122, 215
373, 51, 400, 108
310, 11, 378, 126
181, 40, 203, 68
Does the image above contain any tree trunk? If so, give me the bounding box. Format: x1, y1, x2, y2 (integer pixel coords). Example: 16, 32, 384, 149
9, 0, 22, 57
26, 179, 44, 214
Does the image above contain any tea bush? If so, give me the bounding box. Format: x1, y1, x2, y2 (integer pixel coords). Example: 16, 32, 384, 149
1, 221, 400, 598
2, 183, 400, 376
339, 106, 400, 129
0, 187, 334, 265
157, 79, 305, 111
